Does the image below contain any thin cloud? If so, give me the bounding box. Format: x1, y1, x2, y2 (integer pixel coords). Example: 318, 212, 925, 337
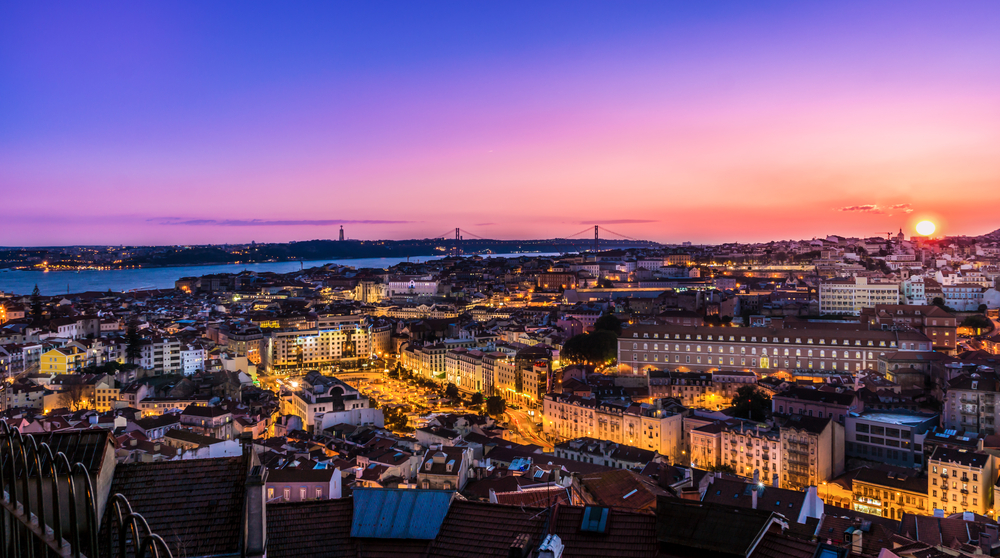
150, 218, 415, 226
474, 222, 496, 226
890, 203, 914, 214
838, 204, 885, 214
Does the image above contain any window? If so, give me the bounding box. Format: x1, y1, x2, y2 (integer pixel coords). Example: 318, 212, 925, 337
267, 488, 274, 499
316, 487, 323, 499
283, 488, 291, 501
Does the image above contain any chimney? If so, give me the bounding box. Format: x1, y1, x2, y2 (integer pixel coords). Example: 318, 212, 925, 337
846, 526, 863, 555
245, 465, 267, 558
751, 486, 758, 509
982, 524, 999, 554
509, 533, 532, 558
130, 438, 137, 447
538, 534, 565, 558
773, 473, 779, 487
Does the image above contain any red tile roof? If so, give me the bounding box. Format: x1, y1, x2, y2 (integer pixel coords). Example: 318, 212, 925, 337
102, 454, 250, 557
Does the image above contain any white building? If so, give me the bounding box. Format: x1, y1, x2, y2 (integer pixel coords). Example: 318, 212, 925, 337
901, 276, 928, 305
819, 276, 900, 315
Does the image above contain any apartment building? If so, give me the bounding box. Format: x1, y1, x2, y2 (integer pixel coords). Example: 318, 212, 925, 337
553, 438, 658, 470
943, 372, 1000, 435
720, 423, 783, 487
542, 394, 683, 463
264, 314, 374, 373
136, 337, 182, 374
40, 346, 85, 374
845, 411, 936, 469
689, 422, 725, 471
819, 276, 900, 315
619, 323, 922, 375
929, 447, 993, 516
860, 304, 957, 352
400, 343, 448, 380
265, 468, 342, 502
777, 414, 845, 491
648, 370, 757, 410
445, 348, 490, 396
852, 468, 928, 521
772, 387, 861, 424
942, 284, 986, 312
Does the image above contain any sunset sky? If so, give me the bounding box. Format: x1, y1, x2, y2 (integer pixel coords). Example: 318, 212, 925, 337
2, 1, 999, 246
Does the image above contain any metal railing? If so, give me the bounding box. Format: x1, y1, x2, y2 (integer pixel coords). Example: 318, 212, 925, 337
0, 423, 173, 558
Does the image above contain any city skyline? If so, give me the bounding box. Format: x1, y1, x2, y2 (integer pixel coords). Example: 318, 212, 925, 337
3, 1, 1000, 246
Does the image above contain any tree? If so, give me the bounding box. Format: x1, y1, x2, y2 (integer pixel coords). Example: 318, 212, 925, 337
932, 297, 946, 309
471, 392, 484, 406
30, 284, 43, 325
561, 330, 618, 365
978, 304, 989, 313
962, 315, 993, 334
444, 383, 459, 400
486, 395, 507, 417
58, 383, 90, 412
593, 313, 623, 336
708, 464, 736, 474
731, 385, 771, 422
598, 278, 615, 288
125, 319, 143, 365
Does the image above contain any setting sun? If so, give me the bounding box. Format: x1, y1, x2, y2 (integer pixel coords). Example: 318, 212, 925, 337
916, 221, 936, 236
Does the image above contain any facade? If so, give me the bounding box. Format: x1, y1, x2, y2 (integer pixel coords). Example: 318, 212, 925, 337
136, 337, 183, 374
720, 423, 783, 487
845, 411, 936, 469
778, 415, 845, 491
385, 276, 439, 297
400, 343, 448, 380
819, 276, 900, 315
928, 447, 993, 516
553, 438, 657, 470
285, 371, 375, 430
40, 346, 85, 374
542, 394, 684, 463
265, 468, 342, 502
942, 284, 986, 311
180, 405, 235, 440
860, 304, 957, 352
648, 370, 756, 410
943, 373, 1000, 435
772, 387, 860, 424
264, 314, 374, 373
417, 446, 472, 491
852, 468, 928, 521
619, 323, 926, 376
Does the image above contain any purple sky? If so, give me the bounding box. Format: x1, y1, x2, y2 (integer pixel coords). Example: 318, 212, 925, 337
2, 1, 999, 246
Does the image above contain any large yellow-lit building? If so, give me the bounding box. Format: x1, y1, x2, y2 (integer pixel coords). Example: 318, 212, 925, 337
41, 346, 85, 374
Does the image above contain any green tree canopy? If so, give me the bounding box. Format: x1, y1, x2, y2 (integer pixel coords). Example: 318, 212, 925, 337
444, 383, 459, 400
593, 313, 623, 336
962, 314, 993, 333
731, 384, 771, 422
486, 395, 506, 417
561, 329, 618, 365
471, 392, 484, 406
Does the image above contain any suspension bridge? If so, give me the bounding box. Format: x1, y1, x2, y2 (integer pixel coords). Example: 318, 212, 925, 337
427, 225, 646, 256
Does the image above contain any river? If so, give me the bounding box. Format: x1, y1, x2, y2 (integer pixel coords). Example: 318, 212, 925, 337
0, 252, 563, 296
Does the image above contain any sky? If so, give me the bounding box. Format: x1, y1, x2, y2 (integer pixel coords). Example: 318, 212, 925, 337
2, 1, 999, 246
